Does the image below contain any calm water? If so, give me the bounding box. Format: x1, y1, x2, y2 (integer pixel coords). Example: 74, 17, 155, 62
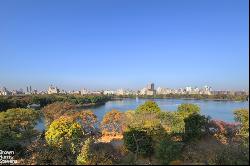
36, 98, 249, 131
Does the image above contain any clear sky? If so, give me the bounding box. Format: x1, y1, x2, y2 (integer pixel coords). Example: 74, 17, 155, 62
0, 0, 249, 91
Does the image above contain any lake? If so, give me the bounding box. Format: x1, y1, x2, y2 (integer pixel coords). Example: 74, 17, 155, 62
36, 98, 249, 131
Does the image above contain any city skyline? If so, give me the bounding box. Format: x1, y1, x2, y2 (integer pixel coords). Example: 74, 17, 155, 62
0, 0, 249, 90
0, 83, 248, 92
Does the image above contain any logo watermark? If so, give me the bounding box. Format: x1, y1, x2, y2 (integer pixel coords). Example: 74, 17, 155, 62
0, 150, 17, 164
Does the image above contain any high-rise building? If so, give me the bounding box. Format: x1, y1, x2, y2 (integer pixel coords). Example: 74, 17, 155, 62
140, 83, 156, 95
48, 85, 59, 94
147, 83, 155, 91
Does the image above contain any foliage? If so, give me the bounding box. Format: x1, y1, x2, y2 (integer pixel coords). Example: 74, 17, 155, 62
159, 111, 185, 133
184, 113, 208, 141
207, 120, 239, 144
76, 110, 98, 135
135, 100, 161, 114
181, 136, 223, 165
234, 109, 249, 137
42, 102, 76, 126
155, 136, 183, 164
45, 116, 85, 156
0, 94, 110, 112
21, 139, 69, 165
101, 110, 126, 136
123, 127, 153, 160
0, 108, 41, 150
177, 103, 200, 118
114, 93, 249, 101
215, 143, 249, 165
77, 138, 116, 165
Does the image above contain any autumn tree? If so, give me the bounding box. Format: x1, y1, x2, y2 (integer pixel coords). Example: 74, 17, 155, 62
77, 138, 116, 165
234, 109, 249, 137
75, 110, 98, 135
42, 102, 76, 126
101, 110, 126, 136
45, 116, 85, 164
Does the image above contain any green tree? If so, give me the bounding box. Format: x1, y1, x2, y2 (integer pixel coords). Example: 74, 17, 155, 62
0, 108, 41, 150
123, 127, 153, 161
155, 135, 183, 164
184, 113, 208, 141
177, 103, 200, 118
135, 100, 161, 114
159, 111, 185, 133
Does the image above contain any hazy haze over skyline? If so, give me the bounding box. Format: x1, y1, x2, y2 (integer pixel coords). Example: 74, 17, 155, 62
0, 0, 249, 91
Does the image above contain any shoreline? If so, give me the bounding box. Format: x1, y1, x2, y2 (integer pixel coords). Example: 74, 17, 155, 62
75, 101, 107, 109
111, 96, 248, 102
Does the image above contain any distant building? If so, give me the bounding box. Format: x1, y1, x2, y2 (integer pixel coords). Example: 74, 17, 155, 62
211, 91, 230, 95
91, 91, 102, 95
140, 83, 156, 95
234, 91, 247, 96
72, 90, 81, 95
103, 90, 115, 95
116, 89, 125, 95
81, 88, 90, 95
0, 87, 10, 96
59, 89, 67, 94
48, 85, 59, 94
157, 87, 172, 95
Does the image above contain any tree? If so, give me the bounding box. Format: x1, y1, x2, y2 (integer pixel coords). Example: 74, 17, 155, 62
155, 135, 183, 164
21, 139, 69, 165
177, 103, 200, 118
123, 128, 153, 161
42, 102, 76, 126
45, 116, 85, 164
234, 109, 249, 137
77, 138, 115, 165
184, 113, 208, 141
159, 111, 185, 133
101, 110, 126, 136
215, 143, 249, 165
135, 100, 161, 114
76, 110, 98, 135
0, 108, 41, 150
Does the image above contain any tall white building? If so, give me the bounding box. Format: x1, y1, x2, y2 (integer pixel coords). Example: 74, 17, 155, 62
157, 87, 171, 95
103, 90, 115, 95
81, 88, 90, 95
0, 87, 10, 96
140, 83, 156, 95
116, 89, 125, 95
48, 85, 59, 94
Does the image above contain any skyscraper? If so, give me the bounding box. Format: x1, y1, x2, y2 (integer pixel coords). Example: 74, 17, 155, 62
147, 83, 155, 91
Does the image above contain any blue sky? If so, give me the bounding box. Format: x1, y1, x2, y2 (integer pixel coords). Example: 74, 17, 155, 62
0, 0, 249, 91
